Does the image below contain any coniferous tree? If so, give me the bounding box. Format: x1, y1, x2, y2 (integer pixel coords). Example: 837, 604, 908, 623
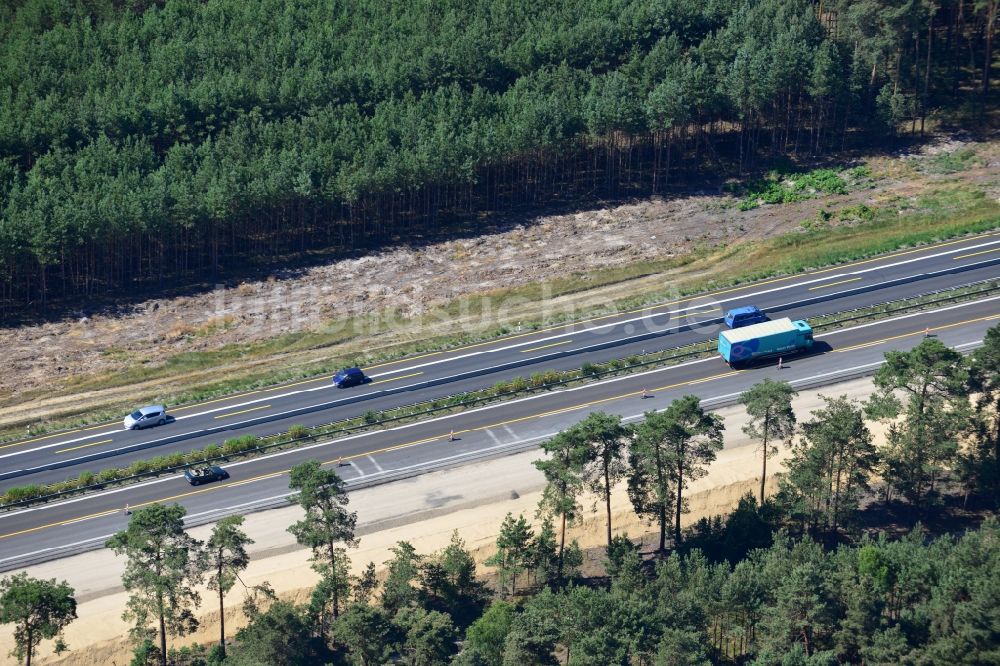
287, 460, 358, 623
534, 428, 588, 581
577, 412, 629, 550
486, 514, 534, 598
866, 338, 969, 504
0, 573, 76, 666
204, 514, 252, 659
628, 409, 679, 552
741, 379, 798, 505
106, 503, 205, 666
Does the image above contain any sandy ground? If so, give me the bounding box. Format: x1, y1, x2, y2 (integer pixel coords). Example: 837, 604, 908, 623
3, 135, 999, 431
0, 377, 892, 665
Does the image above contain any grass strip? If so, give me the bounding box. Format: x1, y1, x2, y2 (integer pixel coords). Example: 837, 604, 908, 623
6, 192, 998, 440
5, 278, 997, 510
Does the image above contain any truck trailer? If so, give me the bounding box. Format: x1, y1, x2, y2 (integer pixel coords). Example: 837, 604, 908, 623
718, 317, 813, 366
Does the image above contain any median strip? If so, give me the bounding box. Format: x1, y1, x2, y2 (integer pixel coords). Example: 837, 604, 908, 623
3, 281, 999, 510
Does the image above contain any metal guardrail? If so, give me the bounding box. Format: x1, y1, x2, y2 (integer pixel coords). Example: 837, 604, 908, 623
6, 238, 998, 449
5, 341, 988, 573
3, 279, 998, 511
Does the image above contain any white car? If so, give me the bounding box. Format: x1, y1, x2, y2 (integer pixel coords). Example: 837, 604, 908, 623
123, 405, 168, 430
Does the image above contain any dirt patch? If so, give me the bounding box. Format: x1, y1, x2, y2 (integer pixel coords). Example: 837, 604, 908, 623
2, 136, 998, 429
0, 377, 887, 665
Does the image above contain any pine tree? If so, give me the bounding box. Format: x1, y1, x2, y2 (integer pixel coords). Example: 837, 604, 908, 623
534, 428, 588, 581
740, 379, 798, 504
205, 515, 253, 659
106, 503, 205, 666
0, 574, 76, 666
486, 514, 534, 598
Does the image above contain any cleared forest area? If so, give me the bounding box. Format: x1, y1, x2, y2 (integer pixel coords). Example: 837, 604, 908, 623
0, 0, 998, 309
1, 135, 998, 434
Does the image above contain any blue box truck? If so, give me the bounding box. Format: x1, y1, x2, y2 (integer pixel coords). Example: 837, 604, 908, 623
718, 317, 813, 366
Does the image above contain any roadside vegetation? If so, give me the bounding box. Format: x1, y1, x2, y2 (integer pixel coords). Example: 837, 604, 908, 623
5, 282, 997, 509
4, 327, 996, 665
6, 197, 1000, 442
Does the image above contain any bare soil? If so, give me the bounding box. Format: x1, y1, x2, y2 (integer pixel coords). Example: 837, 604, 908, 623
2, 135, 998, 430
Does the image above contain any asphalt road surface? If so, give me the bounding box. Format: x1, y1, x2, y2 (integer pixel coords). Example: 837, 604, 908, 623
1, 232, 998, 490
0, 293, 996, 571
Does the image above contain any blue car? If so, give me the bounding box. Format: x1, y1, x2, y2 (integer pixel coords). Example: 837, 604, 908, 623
332, 367, 367, 388
724, 305, 768, 328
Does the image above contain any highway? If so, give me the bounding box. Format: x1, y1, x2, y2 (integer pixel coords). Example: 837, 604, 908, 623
1, 231, 999, 491
0, 293, 997, 571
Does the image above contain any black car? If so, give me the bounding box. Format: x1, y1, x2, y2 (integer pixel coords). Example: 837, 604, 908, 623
184, 465, 229, 485
332, 367, 367, 388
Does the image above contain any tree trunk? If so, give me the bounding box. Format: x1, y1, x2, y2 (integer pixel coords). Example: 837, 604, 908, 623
558, 512, 567, 580
218, 562, 226, 657
604, 462, 613, 549
760, 433, 769, 505
658, 502, 666, 552
675, 460, 684, 547
25, 626, 32, 666
159, 606, 168, 666
983, 1, 997, 96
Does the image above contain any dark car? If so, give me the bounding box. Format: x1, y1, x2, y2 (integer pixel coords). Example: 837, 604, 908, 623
724, 305, 768, 329
184, 465, 229, 485
332, 367, 367, 388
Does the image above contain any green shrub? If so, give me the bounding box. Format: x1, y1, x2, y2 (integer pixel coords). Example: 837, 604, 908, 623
287, 424, 309, 440
78, 470, 96, 486
97, 467, 124, 483
3, 484, 43, 505
363, 410, 379, 424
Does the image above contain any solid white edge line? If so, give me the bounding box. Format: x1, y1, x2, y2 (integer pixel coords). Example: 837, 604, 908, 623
3, 295, 997, 520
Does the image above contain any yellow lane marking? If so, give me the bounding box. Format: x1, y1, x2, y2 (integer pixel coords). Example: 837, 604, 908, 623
520, 340, 573, 354
81, 423, 112, 431
227, 471, 286, 488
369, 372, 424, 386
213, 405, 271, 420
808, 277, 862, 291
684, 307, 721, 316
359, 236, 989, 370
56, 439, 113, 454
324, 370, 742, 465
0, 509, 124, 540
0, 369, 741, 542
834, 312, 1000, 353
0, 480, 260, 541
4, 234, 990, 451
953, 247, 1000, 260
363, 349, 448, 371
171, 391, 263, 413
4, 294, 996, 541
3, 430, 85, 448
263, 376, 331, 390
